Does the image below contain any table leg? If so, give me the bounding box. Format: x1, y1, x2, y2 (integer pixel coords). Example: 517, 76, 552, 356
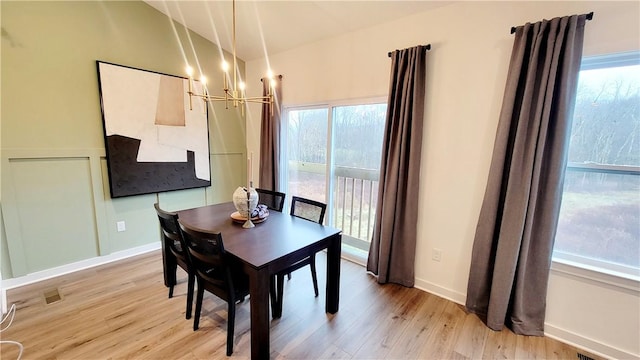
249, 267, 271, 359
325, 233, 342, 313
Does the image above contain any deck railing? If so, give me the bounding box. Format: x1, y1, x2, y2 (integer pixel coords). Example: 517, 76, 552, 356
333, 166, 379, 250
288, 162, 379, 251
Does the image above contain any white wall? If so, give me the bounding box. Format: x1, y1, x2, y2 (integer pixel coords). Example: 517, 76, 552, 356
246, 1, 640, 358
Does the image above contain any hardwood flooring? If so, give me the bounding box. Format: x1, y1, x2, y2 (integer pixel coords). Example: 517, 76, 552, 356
1, 250, 600, 359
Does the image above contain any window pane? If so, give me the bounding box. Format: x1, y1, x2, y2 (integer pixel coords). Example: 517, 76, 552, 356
556, 171, 640, 268
286, 108, 327, 203
333, 104, 386, 169
568, 64, 640, 166
554, 55, 640, 275
332, 104, 386, 248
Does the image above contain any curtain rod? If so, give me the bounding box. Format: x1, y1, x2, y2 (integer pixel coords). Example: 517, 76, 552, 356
260, 74, 283, 82
387, 44, 431, 58
510, 12, 593, 34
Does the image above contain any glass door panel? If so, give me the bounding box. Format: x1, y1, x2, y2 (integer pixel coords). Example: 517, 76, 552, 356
284, 102, 386, 256
286, 108, 328, 204
331, 104, 386, 251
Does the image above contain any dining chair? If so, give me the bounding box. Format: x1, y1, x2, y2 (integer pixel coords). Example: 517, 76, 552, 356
154, 203, 194, 320
272, 196, 326, 318
178, 220, 250, 356
255, 188, 286, 212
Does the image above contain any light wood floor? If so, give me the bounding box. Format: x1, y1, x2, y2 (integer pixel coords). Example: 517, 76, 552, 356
1, 250, 600, 359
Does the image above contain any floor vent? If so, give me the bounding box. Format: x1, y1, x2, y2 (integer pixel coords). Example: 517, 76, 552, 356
44, 288, 62, 304
577, 353, 595, 360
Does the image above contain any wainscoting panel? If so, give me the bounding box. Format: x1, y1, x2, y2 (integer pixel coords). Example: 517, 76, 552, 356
5, 156, 100, 276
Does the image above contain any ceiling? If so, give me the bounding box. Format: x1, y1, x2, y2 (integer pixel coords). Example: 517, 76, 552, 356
144, 1, 455, 61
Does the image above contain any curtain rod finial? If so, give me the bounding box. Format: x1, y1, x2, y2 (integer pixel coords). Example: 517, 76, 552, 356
388, 45, 431, 58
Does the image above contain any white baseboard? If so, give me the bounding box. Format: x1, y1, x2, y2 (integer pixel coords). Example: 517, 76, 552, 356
545, 323, 639, 360
0, 242, 161, 296
414, 277, 467, 305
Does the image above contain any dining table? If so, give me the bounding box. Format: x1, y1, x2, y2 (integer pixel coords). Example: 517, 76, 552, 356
177, 201, 342, 360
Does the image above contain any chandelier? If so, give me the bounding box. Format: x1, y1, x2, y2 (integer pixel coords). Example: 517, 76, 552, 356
186, 0, 274, 115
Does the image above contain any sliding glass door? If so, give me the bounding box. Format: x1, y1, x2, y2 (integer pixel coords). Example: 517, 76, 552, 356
284, 100, 386, 254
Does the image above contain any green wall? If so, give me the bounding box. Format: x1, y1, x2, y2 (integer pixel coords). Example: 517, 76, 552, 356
1, 1, 247, 278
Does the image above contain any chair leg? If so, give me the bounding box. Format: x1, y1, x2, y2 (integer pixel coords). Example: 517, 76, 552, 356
193, 279, 204, 331
227, 298, 236, 356
162, 248, 177, 287
167, 263, 177, 298
165, 254, 178, 298
274, 273, 285, 318
270, 275, 278, 318
186, 272, 195, 319
310, 253, 319, 297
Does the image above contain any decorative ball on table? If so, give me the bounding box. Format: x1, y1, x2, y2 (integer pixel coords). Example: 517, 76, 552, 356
232, 186, 259, 228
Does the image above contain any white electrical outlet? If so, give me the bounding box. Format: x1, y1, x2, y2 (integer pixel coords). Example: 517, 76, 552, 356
116, 221, 126, 232
432, 248, 442, 262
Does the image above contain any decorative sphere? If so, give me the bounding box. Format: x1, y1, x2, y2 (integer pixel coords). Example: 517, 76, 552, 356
232, 186, 259, 217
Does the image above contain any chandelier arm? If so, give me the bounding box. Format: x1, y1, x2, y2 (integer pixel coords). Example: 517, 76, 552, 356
243, 96, 273, 102
194, 95, 229, 102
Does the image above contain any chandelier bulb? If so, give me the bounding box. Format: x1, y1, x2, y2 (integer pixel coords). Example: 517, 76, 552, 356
221, 61, 229, 72
186, 66, 194, 77
200, 76, 207, 86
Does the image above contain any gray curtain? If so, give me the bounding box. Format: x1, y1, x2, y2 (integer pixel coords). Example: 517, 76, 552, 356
367, 45, 428, 286
259, 75, 283, 191
466, 14, 588, 335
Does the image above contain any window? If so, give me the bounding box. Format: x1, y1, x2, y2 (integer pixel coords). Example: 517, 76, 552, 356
554, 52, 640, 279
284, 100, 387, 257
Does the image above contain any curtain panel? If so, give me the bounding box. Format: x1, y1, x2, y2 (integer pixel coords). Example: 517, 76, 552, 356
367, 45, 428, 287
259, 75, 283, 192
465, 14, 588, 335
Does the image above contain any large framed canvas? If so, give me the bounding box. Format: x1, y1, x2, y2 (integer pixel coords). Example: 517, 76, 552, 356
97, 61, 210, 198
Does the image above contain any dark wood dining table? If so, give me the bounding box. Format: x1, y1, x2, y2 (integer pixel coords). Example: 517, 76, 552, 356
177, 202, 342, 359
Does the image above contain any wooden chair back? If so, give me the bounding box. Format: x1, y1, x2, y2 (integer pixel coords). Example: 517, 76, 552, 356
154, 203, 187, 261
255, 188, 286, 212
290, 196, 327, 224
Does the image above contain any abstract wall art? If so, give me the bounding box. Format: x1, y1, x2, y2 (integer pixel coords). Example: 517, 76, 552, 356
97, 61, 210, 198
